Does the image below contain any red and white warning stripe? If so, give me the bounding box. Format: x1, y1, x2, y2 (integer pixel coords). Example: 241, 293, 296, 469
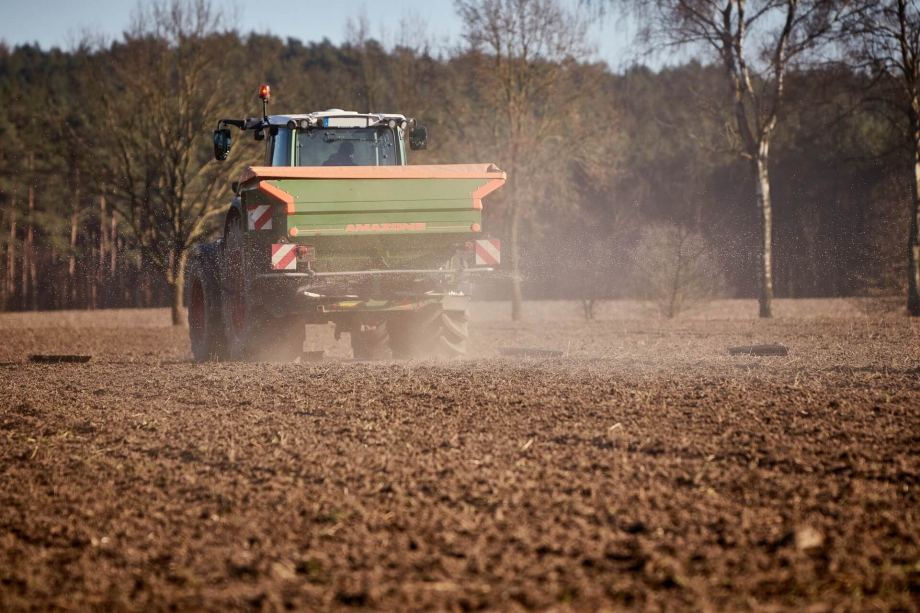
474, 239, 501, 266
271, 244, 297, 271
248, 205, 273, 230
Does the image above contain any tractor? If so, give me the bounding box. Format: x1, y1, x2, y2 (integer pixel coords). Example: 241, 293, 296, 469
186, 85, 505, 361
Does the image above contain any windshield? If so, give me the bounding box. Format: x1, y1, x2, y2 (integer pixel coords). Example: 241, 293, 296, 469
294, 127, 398, 167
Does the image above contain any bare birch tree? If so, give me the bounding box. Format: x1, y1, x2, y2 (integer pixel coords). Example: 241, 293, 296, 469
846, 0, 920, 315
620, 0, 847, 317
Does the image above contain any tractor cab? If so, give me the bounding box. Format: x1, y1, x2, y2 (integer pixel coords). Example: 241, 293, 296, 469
213, 86, 428, 166
263, 111, 412, 167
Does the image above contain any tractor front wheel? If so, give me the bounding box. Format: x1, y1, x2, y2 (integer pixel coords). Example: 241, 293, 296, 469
389, 307, 469, 359
351, 323, 391, 360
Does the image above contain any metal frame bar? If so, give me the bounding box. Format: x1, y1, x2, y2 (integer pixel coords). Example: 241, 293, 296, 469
256, 267, 493, 280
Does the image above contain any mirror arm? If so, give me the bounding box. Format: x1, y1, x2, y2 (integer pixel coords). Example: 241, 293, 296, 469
217, 118, 246, 131
217, 118, 270, 132
244, 117, 269, 131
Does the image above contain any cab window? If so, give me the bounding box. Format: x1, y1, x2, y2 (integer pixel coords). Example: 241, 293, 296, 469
294, 127, 398, 167
271, 128, 293, 167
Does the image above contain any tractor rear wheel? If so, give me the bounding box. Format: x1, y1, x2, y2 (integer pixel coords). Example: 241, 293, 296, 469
389, 307, 469, 359
219, 213, 305, 362
221, 215, 306, 362
186, 243, 227, 362
220, 213, 257, 360
351, 323, 391, 360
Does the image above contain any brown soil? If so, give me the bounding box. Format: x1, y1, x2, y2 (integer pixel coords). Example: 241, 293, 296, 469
1, 300, 919, 612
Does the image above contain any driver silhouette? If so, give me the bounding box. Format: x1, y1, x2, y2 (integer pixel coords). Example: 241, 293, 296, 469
323, 141, 356, 166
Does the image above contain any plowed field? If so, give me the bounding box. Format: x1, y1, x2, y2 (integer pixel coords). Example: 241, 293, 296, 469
1, 300, 919, 612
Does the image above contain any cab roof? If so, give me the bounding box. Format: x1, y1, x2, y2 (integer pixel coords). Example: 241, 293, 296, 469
267, 110, 408, 127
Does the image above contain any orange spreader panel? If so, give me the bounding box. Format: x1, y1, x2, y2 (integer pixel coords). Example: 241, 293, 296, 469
239, 164, 506, 184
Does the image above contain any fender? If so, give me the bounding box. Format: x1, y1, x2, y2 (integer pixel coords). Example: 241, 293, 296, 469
224, 195, 244, 236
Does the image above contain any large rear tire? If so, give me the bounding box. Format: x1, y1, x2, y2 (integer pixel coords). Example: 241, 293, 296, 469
221, 213, 255, 360
389, 307, 469, 359
186, 243, 227, 362
220, 214, 305, 362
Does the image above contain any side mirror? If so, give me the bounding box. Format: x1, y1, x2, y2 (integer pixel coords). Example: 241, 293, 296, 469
409, 126, 428, 150
231, 181, 240, 194
213, 128, 232, 161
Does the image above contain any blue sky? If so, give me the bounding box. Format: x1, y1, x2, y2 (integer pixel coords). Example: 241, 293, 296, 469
0, 0, 641, 69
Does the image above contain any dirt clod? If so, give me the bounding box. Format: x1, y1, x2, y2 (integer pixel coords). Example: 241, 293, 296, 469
794, 526, 825, 552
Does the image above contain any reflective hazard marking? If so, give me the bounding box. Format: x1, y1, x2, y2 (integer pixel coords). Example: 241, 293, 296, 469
271, 244, 297, 270
475, 239, 501, 265
248, 205, 273, 230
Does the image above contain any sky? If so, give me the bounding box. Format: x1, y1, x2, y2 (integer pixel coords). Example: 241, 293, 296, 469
0, 0, 642, 70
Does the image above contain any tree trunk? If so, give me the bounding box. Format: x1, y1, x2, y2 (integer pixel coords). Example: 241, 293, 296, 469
170, 276, 184, 326
143, 270, 151, 308
117, 236, 124, 306
89, 230, 97, 309
26, 152, 38, 311
69, 192, 79, 307
110, 212, 117, 275
668, 232, 684, 319
21, 209, 29, 310
99, 193, 108, 308
0, 210, 6, 311
22, 210, 30, 310
753, 150, 774, 318
169, 252, 186, 326
6, 207, 15, 309
51, 250, 60, 309
909, 146, 920, 316
510, 200, 523, 322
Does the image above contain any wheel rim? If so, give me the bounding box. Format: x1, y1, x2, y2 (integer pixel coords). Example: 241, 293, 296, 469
190, 281, 205, 345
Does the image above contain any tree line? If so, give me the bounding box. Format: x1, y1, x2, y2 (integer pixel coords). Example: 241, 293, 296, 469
0, 0, 916, 323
